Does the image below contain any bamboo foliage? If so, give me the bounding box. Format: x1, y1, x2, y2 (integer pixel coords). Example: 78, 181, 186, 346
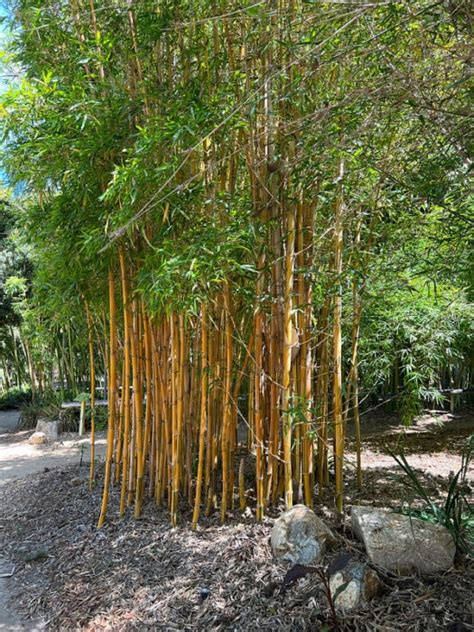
5, 0, 470, 528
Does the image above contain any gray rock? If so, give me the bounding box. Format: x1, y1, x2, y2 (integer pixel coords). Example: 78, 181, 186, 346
329, 559, 381, 611
351, 506, 456, 575
29, 431, 47, 445
271, 504, 337, 565
35, 419, 59, 441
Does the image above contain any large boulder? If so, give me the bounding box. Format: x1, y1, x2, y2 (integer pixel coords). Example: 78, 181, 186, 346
271, 504, 337, 565
329, 560, 381, 611
35, 419, 59, 442
351, 506, 456, 575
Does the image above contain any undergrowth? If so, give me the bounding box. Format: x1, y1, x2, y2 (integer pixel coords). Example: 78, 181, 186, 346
389, 435, 473, 556
0, 386, 32, 410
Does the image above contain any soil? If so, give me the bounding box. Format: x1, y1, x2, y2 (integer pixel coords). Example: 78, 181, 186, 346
0, 409, 472, 631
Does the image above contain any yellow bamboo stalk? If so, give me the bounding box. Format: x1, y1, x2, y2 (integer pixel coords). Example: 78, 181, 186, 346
97, 268, 117, 528
299, 199, 313, 507
254, 301, 266, 520
119, 248, 132, 516
131, 297, 144, 518
170, 314, 185, 526
316, 299, 330, 493
192, 304, 208, 528
221, 283, 233, 522
85, 302, 96, 489
333, 157, 345, 515
138, 307, 153, 508
239, 457, 246, 511
282, 205, 295, 510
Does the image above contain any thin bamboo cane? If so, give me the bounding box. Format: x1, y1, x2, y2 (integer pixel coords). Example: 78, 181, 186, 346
192, 304, 208, 528
85, 302, 96, 489
130, 296, 144, 517
221, 283, 233, 522
119, 248, 132, 516
333, 157, 345, 515
139, 308, 153, 506
97, 268, 117, 528
282, 205, 295, 510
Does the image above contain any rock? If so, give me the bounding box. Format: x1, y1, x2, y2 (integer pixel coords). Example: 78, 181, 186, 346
351, 506, 456, 575
29, 431, 47, 445
329, 561, 381, 611
35, 418, 59, 441
271, 504, 337, 565
70, 478, 83, 487
198, 587, 210, 603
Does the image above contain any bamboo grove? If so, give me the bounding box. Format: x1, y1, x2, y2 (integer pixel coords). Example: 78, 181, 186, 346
1, 0, 472, 526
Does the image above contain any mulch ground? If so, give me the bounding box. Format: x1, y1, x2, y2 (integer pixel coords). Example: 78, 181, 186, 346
0, 458, 472, 631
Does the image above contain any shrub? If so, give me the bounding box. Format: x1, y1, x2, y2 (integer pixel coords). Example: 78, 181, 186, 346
19, 389, 62, 428
0, 386, 32, 410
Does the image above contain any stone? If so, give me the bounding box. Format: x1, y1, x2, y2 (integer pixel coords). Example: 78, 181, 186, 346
351, 506, 456, 575
29, 432, 47, 445
329, 558, 382, 611
35, 419, 59, 441
271, 504, 337, 565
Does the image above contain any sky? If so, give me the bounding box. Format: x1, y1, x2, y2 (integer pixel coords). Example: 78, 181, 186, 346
0, 2, 11, 187
0, 1, 9, 52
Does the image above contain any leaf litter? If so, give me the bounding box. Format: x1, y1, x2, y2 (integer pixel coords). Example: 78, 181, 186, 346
0, 461, 472, 631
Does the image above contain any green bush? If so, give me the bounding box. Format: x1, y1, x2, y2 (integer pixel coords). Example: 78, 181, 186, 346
0, 386, 32, 410
358, 286, 474, 424
19, 389, 62, 428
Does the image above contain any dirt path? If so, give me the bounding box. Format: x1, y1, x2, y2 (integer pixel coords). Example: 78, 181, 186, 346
0, 411, 22, 433
0, 411, 106, 630
0, 412, 107, 487
346, 409, 474, 480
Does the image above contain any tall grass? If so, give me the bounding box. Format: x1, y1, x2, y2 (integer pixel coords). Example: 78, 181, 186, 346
389, 435, 473, 556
